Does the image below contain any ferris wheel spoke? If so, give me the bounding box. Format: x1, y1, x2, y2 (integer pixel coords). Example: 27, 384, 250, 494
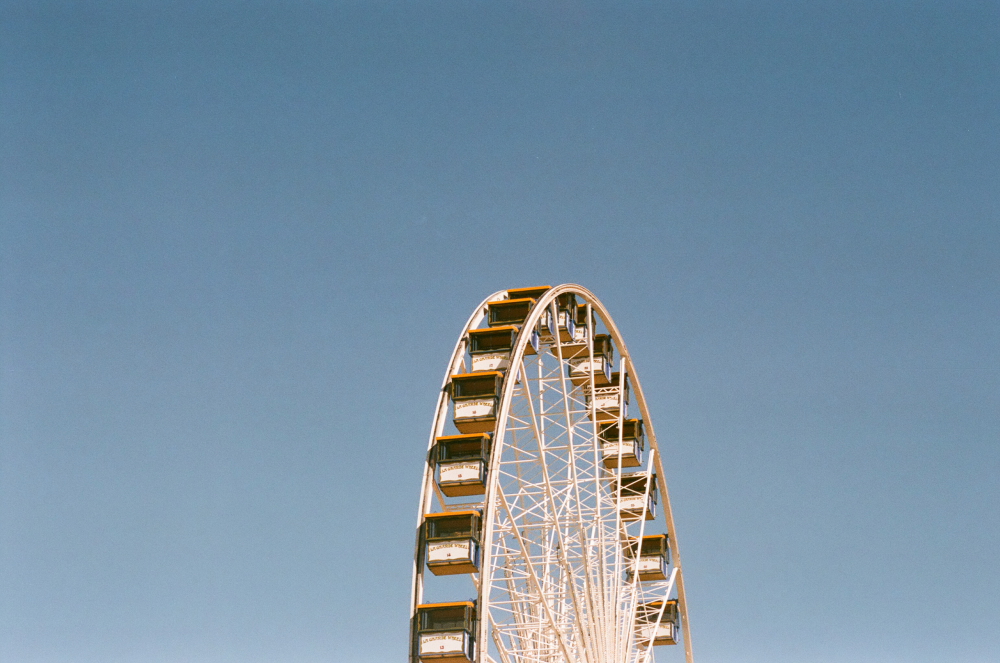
499, 495, 594, 663
488, 611, 518, 663
494, 486, 588, 663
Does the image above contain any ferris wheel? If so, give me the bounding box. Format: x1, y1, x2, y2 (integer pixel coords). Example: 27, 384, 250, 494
410, 285, 693, 663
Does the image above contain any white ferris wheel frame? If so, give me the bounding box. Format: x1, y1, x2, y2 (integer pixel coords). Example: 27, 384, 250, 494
411, 284, 694, 663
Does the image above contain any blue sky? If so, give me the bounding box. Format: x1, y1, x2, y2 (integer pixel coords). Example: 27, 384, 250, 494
2, 2, 998, 662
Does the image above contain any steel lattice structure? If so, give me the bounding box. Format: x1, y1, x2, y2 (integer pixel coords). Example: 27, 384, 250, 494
411, 285, 693, 663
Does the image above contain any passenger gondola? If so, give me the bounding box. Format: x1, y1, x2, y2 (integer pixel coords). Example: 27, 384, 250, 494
532, 292, 577, 344
487, 298, 536, 328
414, 601, 477, 663
573, 303, 595, 343
568, 333, 614, 386
468, 325, 537, 372
434, 433, 491, 497
553, 293, 578, 343
635, 599, 680, 646
598, 418, 644, 468
585, 371, 629, 419
612, 471, 657, 520
624, 533, 670, 581
451, 371, 503, 434
554, 301, 590, 357
423, 511, 482, 575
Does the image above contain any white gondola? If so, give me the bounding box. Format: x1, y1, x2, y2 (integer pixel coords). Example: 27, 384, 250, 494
414, 602, 477, 663
468, 325, 537, 372
573, 303, 595, 343
423, 511, 482, 575
552, 293, 577, 342
585, 371, 629, 419
624, 534, 670, 581
635, 600, 680, 647
568, 333, 614, 386
614, 472, 657, 521
434, 433, 490, 497
599, 418, 644, 468
554, 301, 588, 358
529, 291, 576, 344
451, 372, 503, 434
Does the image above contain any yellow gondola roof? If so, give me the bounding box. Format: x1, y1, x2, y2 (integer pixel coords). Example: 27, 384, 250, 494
451, 371, 504, 381
417, 601, 476, 609
506, 286, 551, 300
490, 297, 537, 307
424, 510, 481, 520
435, 433, 491, 443
469, 325, 519, 334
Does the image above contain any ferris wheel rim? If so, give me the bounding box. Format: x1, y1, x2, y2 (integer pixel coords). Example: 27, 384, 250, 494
411, 285, 693, 663
411, 289, 506, 614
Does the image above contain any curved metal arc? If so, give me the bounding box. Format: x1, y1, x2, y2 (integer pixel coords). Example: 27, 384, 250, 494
410, 289, 507, 652
480, 285, 604, 663
477, 296, 557, 663
479, 284, 598, 663
589, 292, 695, 663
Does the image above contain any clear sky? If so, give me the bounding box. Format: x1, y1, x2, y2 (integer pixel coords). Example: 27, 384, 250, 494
1, 2, 997, 662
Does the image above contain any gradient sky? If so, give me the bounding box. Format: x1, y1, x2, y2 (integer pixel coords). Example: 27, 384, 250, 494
2, 2, 998, 662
